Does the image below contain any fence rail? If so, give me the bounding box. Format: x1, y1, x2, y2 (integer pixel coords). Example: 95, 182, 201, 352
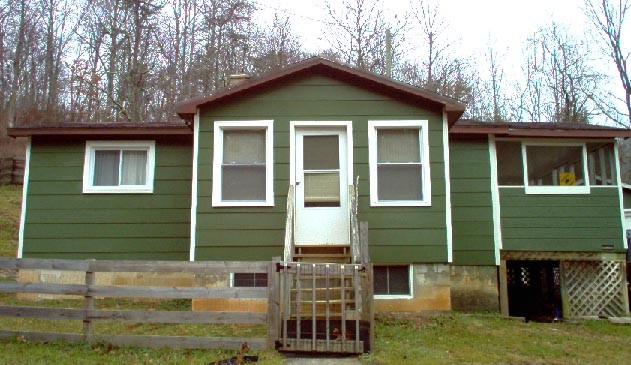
0, 157, 24, 185
0, 258, 275, 350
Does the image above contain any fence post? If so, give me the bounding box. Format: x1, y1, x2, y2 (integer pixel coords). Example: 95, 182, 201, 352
267, 257, 280, 350
11, 158, 16, 185
83, 268, 95, 338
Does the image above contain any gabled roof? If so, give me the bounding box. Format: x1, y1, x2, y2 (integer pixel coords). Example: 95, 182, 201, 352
450, 119, 631, 138
8, 122, 192, 137
175, 57, 467, 125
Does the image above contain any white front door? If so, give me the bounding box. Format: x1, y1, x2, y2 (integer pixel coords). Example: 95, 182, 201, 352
294, 128, 349, 245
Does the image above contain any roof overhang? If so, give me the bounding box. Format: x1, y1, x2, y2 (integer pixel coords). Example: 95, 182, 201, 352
175, 57, 467, 126
450, 120, 631, 139
8, 123, 193, 137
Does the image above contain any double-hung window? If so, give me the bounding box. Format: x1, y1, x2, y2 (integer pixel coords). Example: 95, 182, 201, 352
212, 120, 274, 206
368, 120, 431, 206
83, 141, 155, 193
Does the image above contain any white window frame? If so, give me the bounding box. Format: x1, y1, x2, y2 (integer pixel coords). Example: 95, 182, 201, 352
522, 141, 590, 195
368, 120, 431, 206
212, 120, 274, 207
82, 140, 155, 194
373, 264, 414, 299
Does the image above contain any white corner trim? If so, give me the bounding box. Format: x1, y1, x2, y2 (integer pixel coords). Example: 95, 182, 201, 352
614, 139, 627, 249
367, 120, 431, 207
489, 135, 503, 266
17, 138, 31, 259
211, 120, 274, 207
190, 110, 200, 261
442, 113, 452, 263
82, 140, 156, 194
289, 121, 354, 185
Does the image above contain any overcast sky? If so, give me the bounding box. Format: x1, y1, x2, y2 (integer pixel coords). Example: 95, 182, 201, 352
252, 0, 629, 124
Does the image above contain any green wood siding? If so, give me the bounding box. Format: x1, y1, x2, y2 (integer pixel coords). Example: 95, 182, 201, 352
499, 187, 624, 251
196, 74, 448, 263
449, 139, 496, 265
22, 139, 192, 260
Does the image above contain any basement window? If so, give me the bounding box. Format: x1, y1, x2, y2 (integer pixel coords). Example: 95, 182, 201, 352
83, 141, 155, 194
374, 265, 412, 298
230, 273, 268, 288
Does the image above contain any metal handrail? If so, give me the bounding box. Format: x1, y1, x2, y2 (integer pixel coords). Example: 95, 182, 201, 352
283, 185, 295, 262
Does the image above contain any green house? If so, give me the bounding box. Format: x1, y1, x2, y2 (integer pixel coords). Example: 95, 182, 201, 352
9, 57, 631, 318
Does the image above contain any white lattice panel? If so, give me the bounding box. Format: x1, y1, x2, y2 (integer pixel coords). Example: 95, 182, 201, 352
561, 261, 628, 318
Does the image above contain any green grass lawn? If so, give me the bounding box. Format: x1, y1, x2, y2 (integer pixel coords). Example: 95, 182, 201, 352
0, 185, 21, 258
2, 184, 631, 364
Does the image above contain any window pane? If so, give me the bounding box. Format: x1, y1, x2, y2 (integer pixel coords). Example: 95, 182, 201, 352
377, 164, 422, 200
234, 273, 268, 288
223, 130, 265, 164
496, 141, 524, 185
93, 150, 119, 186
222, 165, 266, 201
374, 266, 410, 295
377, 129, 420, 163
374, 266, 388, 295
387, 266, 410, 295
587, 143, 616, 186
526, 146, 585, 186
303, 135, 339, 170
304, 172, 340, 207
121, 150, 147, 185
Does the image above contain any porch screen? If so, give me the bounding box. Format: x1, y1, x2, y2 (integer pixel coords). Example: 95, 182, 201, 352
526, 145, 585, 186
376, 129, 422, 201
93, 149, 147, 186
587, 143, 616, 186
222, 130, 266, 200
303, 135, 340, 207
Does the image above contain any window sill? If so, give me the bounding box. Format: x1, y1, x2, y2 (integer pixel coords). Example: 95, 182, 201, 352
83, 187, 153, 194
370, 200, 431, 207
524, 186, 590, 195
374, 294, 413, 300
212, 201, 275, 207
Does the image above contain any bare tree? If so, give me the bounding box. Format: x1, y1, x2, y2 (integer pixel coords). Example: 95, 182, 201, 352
512, 24, 601, 123
403, 0, 474, 103
584, 0, 631, 126
325, 0, 405, 75
250, 14, 304, 73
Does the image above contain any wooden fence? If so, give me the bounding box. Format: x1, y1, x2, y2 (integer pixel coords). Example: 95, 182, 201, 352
0, 158, 24, 185
0, 258, 280, 350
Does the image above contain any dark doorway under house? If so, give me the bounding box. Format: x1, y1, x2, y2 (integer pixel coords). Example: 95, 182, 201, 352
506, 260, 562, 321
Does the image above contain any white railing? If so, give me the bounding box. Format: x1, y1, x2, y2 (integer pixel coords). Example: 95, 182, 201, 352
283, 185, 295, 262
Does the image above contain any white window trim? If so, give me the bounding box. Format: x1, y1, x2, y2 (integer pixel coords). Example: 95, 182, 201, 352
522, 141, 590, 195
374, 264, 414, 299
212, 120, 274, 207
83, 140, 155, 194
368, 120, 431, 206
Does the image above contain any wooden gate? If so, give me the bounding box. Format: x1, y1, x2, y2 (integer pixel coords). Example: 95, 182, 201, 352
276, 261, 372, 353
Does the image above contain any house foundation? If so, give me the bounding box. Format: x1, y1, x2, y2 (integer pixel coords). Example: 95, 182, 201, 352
449, 265, 499, 312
